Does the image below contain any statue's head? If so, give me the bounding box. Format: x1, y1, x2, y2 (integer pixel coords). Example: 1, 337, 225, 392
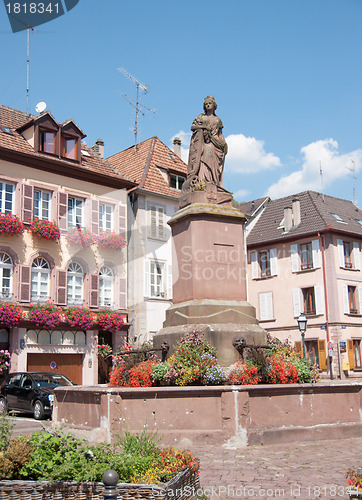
203, 96, 217, 112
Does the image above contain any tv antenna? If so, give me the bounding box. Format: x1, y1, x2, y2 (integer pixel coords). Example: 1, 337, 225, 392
346, 159, 358, 205
319, 161, 325, 202
117, 67, 155, 151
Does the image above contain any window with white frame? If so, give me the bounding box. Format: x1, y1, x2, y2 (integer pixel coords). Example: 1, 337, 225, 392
144, 260, 172, 299
251, 248, 277, 279
342, 284, 362, 315
68, 196, 84, 228
150, 261, 164, 298
67, 262, 84, 305
33, 189, 51, 220
148, 204, 166, 240
99, 266, 113, 307
31, 257, 50, 302
99, 203, 113, 232
0, 182, 15, 214
258, 292, 274, 321
337, 239, 361, 270
170, 174, 185, 190
291, 240, 321, 272
293, 285, 324, 317
0, 253, 13, 300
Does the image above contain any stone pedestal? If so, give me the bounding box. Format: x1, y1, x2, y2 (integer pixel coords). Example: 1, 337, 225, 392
153, 203, 267, 366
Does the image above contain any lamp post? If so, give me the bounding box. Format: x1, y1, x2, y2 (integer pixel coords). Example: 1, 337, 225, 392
297, 312, 307, 359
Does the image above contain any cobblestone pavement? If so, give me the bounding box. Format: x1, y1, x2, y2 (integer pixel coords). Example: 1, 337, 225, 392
192, 437, 362, 500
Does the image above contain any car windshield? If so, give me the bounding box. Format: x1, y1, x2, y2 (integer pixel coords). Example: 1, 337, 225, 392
31, 374, 73, 388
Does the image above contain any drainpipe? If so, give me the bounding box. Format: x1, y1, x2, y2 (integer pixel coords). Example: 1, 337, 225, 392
319, 232, 333, 380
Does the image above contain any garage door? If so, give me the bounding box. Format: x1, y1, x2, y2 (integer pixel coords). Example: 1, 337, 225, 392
27, 354, 83, 385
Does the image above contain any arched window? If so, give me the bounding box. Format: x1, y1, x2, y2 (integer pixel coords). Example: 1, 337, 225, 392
31, 257, 50, 302
99, 266, 113, 308
0, 252, 13, 299
67, 262, 84, 305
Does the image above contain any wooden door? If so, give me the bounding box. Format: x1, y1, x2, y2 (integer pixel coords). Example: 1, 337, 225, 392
27, 354, 83, 385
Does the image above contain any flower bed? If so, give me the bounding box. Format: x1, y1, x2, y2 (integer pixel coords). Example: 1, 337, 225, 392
29, 219, 60, 240
0, 213, 24, 236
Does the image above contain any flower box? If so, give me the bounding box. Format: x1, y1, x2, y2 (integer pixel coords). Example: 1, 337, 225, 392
97, 231, 126, 250
0, 213, 24, 236
97, 311, 125, 332
64, 307, 96, 330
28, 302, 62, 329
0, 301, 24, 328
0, 466, 200, 500
29, 219, 60, 241
67, 227, 96, 247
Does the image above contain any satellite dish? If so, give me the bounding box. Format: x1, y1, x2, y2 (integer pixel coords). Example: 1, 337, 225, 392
35, 102, 46, 113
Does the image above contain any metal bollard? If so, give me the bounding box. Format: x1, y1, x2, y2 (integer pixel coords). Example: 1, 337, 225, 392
102, 470, 119, 500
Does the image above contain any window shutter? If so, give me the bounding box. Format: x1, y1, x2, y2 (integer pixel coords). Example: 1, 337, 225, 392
158, 207, 165, 239
91, 200, 99, 235
353, 241, 360, 270
149, 206, 157, 238
290, 244, 299, 272
259, 292, 273, 321
342, 284, 350, 314
21, 184, 33, 223
119, 204, 126, 239
318, 340, 327, 369
337, 239, 344, 268
58, 192, 68, 231
270, 248, 278, 276
294, 340, 303, 357
314, 285, 324, 315
347, 339, 355, 370
251, 251, 258, 279
312, 239, 321, 268
167, 264, 173, 300
18, 265, 31, 302
358, 287, 362, 315
119, 277, 127, 310
88, 273, 99, 308
55, 270, 67, 305
144, 260, 150, 298
292, 288, 302, 317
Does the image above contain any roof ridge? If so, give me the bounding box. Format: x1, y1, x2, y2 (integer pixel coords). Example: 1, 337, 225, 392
139, 137, 157, 189
306, 191, 329, 228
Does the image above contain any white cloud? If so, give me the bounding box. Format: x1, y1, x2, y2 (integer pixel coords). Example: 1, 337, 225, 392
170, 130, 190, 163
233, 189, 251, 202
225, 134, 281, 173
266, 139, 362, 199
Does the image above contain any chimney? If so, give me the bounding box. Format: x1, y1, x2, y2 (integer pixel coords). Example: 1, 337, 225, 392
284, 206, 293, 231
173, 137, 181, 158
292, 198, 301, 226
93, 138, 104, 158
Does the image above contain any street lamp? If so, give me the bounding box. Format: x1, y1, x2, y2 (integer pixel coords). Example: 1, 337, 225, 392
297, 312, 307, 358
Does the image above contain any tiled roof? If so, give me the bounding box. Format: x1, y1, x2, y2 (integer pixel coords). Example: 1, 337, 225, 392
247, 190, 362, 246
237, 197, 270, 216
0, 104, 134, 186
107, 136, 188, 198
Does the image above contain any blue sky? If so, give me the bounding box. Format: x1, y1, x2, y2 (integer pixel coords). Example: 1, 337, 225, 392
1, 0, 362, 205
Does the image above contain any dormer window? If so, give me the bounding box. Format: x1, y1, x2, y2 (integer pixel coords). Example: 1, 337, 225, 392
40, 130, 56, 154
63, 137, 77, 160
170, 174, 185, 190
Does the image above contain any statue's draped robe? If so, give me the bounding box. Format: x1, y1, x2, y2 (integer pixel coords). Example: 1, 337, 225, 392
187, 113, 228, 186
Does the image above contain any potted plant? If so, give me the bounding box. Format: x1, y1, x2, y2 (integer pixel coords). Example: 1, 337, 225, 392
97, 231, 126, 250
64, 306, 96, 330
29, 218, 60, 241
27, 302, 62, 329
67, 227, 95, 247
346, 467, 362, 499
0, 302, 24, 328
0, 213, 24, 236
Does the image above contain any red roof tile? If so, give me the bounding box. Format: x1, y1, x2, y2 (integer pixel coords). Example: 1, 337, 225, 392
107, 136, 188, 198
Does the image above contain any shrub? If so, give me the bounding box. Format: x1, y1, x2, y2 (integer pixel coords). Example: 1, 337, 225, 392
151, 362, 170, 384
128, 360, 156, 387
0, 302, 24, 329
267, 355, 299, 384
0, 412, 13, 453
0, 350, 10, 376
203, 364, 227, 385
6, 437, 33, 478
228, 362, 261, 385
29, 218, 60, 240
0, 213, 24, 236
28, 302, 62, 329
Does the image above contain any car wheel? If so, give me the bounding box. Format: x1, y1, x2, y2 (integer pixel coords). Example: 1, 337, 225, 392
0, 397, 7, 414
33, 400, 45, 420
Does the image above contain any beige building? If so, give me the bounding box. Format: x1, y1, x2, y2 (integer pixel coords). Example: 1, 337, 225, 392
243, 190, 362, 379
0, 104, 134, 384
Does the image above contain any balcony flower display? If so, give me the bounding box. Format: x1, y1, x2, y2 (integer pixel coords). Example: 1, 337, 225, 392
28, 301, 62, 329
97, 310, 125, 332
29, 218, 60, 241
67, 227, 96, 247
97, 231, 126, 250
0, 213, 24, 236
64, 306, 96, 330
0, 350, 10, 375
0, 302, 24, 328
